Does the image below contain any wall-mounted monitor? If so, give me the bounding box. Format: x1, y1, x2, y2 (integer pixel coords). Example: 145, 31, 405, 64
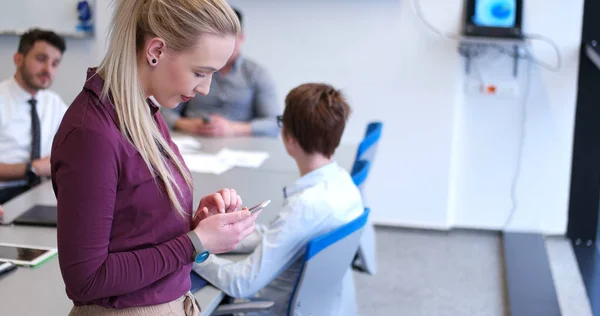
463, 0, 523, 39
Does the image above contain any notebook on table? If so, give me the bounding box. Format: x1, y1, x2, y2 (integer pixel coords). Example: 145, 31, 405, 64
12, 205, 57, 227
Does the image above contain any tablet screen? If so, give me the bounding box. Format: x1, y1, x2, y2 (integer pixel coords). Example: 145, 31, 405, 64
472, 0, 516, 28
0, 245, 50, 261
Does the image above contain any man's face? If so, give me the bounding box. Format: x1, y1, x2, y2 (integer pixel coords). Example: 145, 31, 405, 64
14, 41, 63, 92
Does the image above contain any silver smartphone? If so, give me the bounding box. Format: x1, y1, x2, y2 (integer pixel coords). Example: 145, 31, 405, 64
0, 261, 17, 276
248, 200, 271, 214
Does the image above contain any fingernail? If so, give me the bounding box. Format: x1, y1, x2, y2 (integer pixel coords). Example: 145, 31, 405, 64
244, 211, 251, 218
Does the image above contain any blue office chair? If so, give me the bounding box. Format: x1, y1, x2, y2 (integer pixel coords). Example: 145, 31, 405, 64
351, 122, 382, 277
212, 208, 370, 316
354, 121, 383, 165
351, 160, 370, 192
350, 160, 377, 276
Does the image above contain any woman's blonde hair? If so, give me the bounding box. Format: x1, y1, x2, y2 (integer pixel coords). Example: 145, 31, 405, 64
98, 0, 241, 216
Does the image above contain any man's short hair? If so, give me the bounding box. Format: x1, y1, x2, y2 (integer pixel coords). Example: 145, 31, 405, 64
282, 83, 352, 158
18, 28, 66, 55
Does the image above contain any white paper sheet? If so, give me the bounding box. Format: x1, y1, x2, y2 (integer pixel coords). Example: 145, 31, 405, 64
181, 153, 233, 175
217, 148, 270, 168
172, 136, 202, 154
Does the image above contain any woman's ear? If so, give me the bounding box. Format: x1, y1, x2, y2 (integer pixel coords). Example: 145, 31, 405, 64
145, 37, 166, 66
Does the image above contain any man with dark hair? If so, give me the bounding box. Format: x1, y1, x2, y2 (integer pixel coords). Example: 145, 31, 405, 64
193, 83, 363, 315
0, 28, 67, 203
162, 7, 280, 137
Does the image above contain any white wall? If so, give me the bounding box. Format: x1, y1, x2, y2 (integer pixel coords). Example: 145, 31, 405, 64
447, 0, 583, 234
0, 0, 94, 37
0, 0, 583, 234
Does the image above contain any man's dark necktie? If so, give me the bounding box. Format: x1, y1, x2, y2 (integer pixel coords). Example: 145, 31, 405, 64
28, 98, 41, 186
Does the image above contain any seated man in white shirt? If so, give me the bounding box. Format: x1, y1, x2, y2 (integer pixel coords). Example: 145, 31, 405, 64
193, 83, 364, 315
0, 29, 67, 203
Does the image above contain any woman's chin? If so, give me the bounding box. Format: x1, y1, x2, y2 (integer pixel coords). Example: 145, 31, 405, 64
152, 96, 180, 109
163, 102, 181, 109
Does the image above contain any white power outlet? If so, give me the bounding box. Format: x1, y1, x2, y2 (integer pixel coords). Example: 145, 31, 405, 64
465, 81, 519, 98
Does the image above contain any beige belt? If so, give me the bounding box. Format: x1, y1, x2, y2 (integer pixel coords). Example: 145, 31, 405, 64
183, 291, 202, 316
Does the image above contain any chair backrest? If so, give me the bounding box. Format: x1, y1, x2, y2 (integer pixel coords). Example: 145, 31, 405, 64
287, 208, 370, 316
351, 161, 378, 276
351, 160, 371, 192
353, 219, 377, 275
355, 122, 383, 163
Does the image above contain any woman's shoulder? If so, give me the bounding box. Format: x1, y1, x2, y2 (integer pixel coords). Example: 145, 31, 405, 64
53, 87, 123, 159
62, 88, 119, 134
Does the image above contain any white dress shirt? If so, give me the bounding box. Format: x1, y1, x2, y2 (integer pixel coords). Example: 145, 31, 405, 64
193, 162, 364, 316
0, 76, 67, 189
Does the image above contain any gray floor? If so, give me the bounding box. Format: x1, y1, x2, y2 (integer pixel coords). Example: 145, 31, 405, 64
354, 227, 592, 316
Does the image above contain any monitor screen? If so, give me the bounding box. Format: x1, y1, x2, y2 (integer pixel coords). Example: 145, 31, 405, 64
472, 0, 517, 28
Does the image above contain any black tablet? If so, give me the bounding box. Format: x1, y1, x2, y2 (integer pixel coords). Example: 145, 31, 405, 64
12, 205, 57, 227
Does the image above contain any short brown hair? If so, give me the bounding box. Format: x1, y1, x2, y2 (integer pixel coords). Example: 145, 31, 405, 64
18, 28, 66, 55
282, 83, 351, 158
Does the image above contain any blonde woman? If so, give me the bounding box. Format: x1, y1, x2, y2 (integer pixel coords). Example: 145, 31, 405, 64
50, 1, 258, 315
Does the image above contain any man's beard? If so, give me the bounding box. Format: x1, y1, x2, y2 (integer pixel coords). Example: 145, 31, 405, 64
20, 65, 51, 91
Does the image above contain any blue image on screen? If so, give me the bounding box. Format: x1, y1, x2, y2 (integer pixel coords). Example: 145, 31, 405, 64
472, 0, 516, 28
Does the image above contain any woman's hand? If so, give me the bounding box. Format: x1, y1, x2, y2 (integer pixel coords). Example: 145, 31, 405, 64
193, 188, 242, 227
193, 208, 261, 254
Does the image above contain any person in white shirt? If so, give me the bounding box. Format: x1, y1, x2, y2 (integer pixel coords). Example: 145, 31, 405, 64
0, 29, 67, 204
193, 83, 363, 315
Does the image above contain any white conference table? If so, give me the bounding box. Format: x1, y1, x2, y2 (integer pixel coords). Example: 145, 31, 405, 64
0, 136, 356, 315
187, 136, 356, 174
